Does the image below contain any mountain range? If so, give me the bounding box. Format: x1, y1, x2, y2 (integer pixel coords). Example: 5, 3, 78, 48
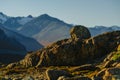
0, 12, 120, 46
0, 12, 33, 31
0, 12, 120, 44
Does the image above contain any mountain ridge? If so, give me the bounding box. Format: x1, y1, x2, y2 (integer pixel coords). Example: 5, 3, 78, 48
18, 13, 72, 46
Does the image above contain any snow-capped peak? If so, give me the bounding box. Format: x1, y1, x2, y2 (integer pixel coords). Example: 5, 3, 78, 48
0, 12, 9, 23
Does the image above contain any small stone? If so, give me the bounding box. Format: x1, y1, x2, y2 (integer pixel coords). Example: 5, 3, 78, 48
58, 76, 91, 80
22, 76, 34, 80
46, 69, 72, 80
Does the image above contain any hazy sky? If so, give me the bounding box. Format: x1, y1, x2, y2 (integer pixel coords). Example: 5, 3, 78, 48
0, 0, 120, 27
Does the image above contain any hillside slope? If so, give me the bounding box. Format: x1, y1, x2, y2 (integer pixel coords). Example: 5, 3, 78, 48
0, 23, 43, 51
0, 28, 27, 63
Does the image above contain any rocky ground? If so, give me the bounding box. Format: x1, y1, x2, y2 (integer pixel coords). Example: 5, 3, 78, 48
0, 25, 120, 80
0, 49, 120, 80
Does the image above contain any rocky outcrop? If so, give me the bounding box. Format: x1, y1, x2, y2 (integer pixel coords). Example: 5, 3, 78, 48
36, 30, 120, 67
18, 25, 120, 67
4, 48, 120, 80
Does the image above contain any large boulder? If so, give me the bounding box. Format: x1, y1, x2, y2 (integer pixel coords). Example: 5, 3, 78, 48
70, 25, 91, 41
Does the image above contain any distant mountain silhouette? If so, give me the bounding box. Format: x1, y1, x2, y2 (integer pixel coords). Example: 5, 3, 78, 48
89, 25, 120, 36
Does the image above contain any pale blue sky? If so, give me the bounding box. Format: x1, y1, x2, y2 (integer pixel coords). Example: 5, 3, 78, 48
0, 0, 120, 27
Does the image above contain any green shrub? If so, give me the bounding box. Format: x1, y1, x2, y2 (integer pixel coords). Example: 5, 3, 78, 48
112, 51, 120, 61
